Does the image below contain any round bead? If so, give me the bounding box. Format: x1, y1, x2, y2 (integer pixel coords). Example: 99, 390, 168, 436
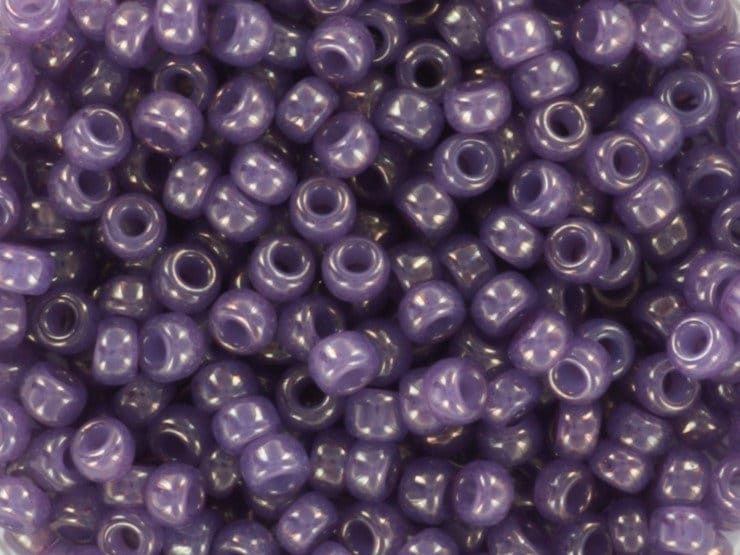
71, 417, 135, 482
435, 0, 486, 60
614, 170, 682, 235
133, 92, 202, 156
308, 330, 380, 396
548, 337, 611, 405
313, 111, 379, 179
212, 521, 278, 555
151, 54, 216, 111
230, 142, 297, 206
711, 453, 740, 529
683, 251, 740, 313
151, 244, 222, 314
435, 234, 496, 301
139, 312, 205, 383
322, 236, 390, 303
423, 357, 488, 426
373, 88, 444, 149
47, 161, 117, 222
307, 16, 374, 85
211, 396, 280, 454
0, 291, 26, 351
0, 396, 31, 463
0, 42, 36, 113
290, 176, 356, 245
553, 401, 602, 460
509, 160, 575, 226
482, 369, 541, 428
277, 294, 346, 362
5, 79, 68, 144
355, 2, 407, 66
152, 0, 206, 55
631, 3, 686, 67
534, 460, 595, 523
247, 235, 315, 303
146, 405, 211, 466
62, 106, 131, 171
525, 100, 591, 163
99, 274, 159, 322
345, 388, 405, 441
114, 377, 174, 430
395, 177, 458, 242
632, 354, 700, 417
92, 316, 138, 386
655, 69, 719, 137
486, 9, 553, 69
275, 365, 344, 433
105, 2, 157, 68
443, 78, 511, 134
584, 132, 650, 195
276, 77, 339, 144
479, 207, 544, 270
144, 463, 204, 527
451, 460, 514, 527
0, 0, 68, 45
719, 274, 740, 334
204, 176, 272, 244
471, 271, 538, 338
97, 509, 163, 555
28, 288, 98, 355
358, 319, 411, 387
398, 368, 445, 436
654, 447, 711, 505
276, 492, 337, 555
338, 502, 410, 555
589, 440, 652, 493
545, 219, 610, 284
101, 193, 166, 260
657, 0, 730, 35
511, 50, 579, 108
397, 457, 454, 526
395, 39, 461, 100
571, 0, 635, 65
264, 18, 309, 70
20, 362, 87, 427
508, 310, 571, 375
190, 359, 258, 413
667, 312, 734, 379
619, 98, 683, 164
433, 134, 498, 198
346, 440, 401, 501
649, 506, 716, 555
711, 196, 740, 257
209, 0, 273, 66
240, 432, 310, 498
399, 280, 466, 344
208, 75, 274, 145
0, 476, 51, 534
208, 289, 277, 356
676, 144, 738, 210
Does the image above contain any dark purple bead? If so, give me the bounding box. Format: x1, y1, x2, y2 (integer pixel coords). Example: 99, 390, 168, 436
525, 100, 591, 163
614, 170, 682, 235
99, 273, 159, 322
548, 337, 610, 404
308, 429, 352, 497
399, 280, 465, 344
144, 462, 204, 527
100, 193, 167, 260
619, 98, 683, 164
162, 509, 220, 555
451, 460, 513, 527
139, 312, 205, 383
208, 75, 273, 145
32, 21, 87, 77
443, 78, 511, 134
0, 178, 21, 240
435, 0, 485, 60
151, 244, 222, 314
388, 242, 442, 292
307, 15, 374, 85
190, 360, 257, 414
355, 2, 407, 67
433, 134, 498, 199
604, 498, 649, 555
199, 447, 239, 500
337, 502, 410, 555
579, 318, 634, 382
486, 513, 548, 555
719, 274, 740, 333
584, 132, 650, 195
477, 413, 544, 467
211, 521, 278, 555
275, 365, 343, 433
240, 432, 310, 498
436, 234, 496, 301
479, 207, 544, 270
373, 88, 444, 149
290, 176, 356, 245
554, 517, 613, 555
0, 396, 31, 463
482, 369, 540, 428
511, 50, 579, 108
553, 401, 602, 460
572, 0, 635, 65
358, 319, 412, 387
649, 505, 716, 555
594, 225, 641, 291
711, 196, 740, 257
632, 354, 700, 417
471, 271, 538, 338
69, 0, 115, 40
151, 54, 216, 111
147, 405, 211, 466
395, 176, 458, 242
151, 0, 207, 55
396, 39, 461, 100
654, 447, 710, 506
208, 289, 277, 356
309, 330, 380, 396
275, 492, 337, 554
534, 459, 595, 523
49, 485, 101, 545
245, 235, 314, 303
265, 18, 310, 70
0, 291, 26, 351
29, 288, 98, 354
400, 529, 459, 555
711, 453, 740, 529
683, 251, 740, 313
0, 42, 36, 113
277, 294, 346, 362
0, 0, 68, 44
20, 362, 87, 427
509, 310, 571, 375
345, 388, 405, 441
509, 160, 575, 226
658, 0, 731, 36
71, 417, 135, 482
486, 9, 553, 69
97, 509, 164, 555
545, 218, 610, 284
62, 106, 131, 171
133, 92, 202, 156
313, 111, 379, 179
114, 377, 174, 430
66, 49, 129, 107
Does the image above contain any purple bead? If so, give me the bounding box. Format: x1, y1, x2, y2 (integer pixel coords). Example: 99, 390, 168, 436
509, 160, 575, 226
0, 0, 68, 44
525, 100, 591, 163
572, 0, 635, 65
396, 39, 461, 100
212, 521, 278, 555
614, 170, 682, 235
50, 484, 101, 544
486, 9, 553, 69
245, 235, 314, 303
511, 50, 579, 109
275, 365, 343, 432
508, 310, 571, 376
338, 502, 410, 555
0, 396, 30, 463
545, 219, 610, 284
667, 312, 734, 379
0, 42, 36, 113
397, 457, 454, 525
47, 160, 117, 222
277, 294, 346, 362
400, 528, 459, 555
677, 144, 738, 209
290, 176, 356, 245
100, 193, 167, 260
20, 362, 87, 427
435, 0, 486, 60
554, 517, 613, 555
133, 92, 202, 156
105, 2, 158, 68
71, 417, 135, 482
191, 360, 258, 414
486, 513, 548, 555
632, 354, 700, 417
199, 447, 239, 500
307, 16, 374, 85
395, 177, 458, 242
114, 377, 174, 430
97, 509, 164, 555
482, 369, 541, 428
683, 251, 740, 313
138, 312, 204, 383
0, 476, 51, 534
62, 106, 131, 171
548, 337, 610, 404
265, 18, 309, 70
309, 429, 352, 497
373, 88, 444, 149
477, 413, 543, 468
398, 368, 445, 436
443, 78, 511, 134
230, 142, 297, 206
163, 509, 220, 555
144, 462, 204, 527
451, 460, 513, 527
99, 273, 159, 322
32, 21, 86, 77
314, 111, 379, 179
436, 234, 496, 301
209, 0, 272, 66
309, 330, 380, 396
590, 440, 652, 494
422, 357, 488, 426
433, 134, 498, 198
23, 427, 84, 492
66, 49, 129, 107
630, 287, 688, 342
631, 3, 686, 66
29, 288, 98, 354
553, 401, 602, 460
711, 453, 740, 528
471, 271, 537, 338
240, 432, 310, 498
593, 225, 640, 291
152, 0, 206, 55
345, 388, 405, 441
276, 77, 339, 145
69, 0, 115, 40
6, 79, 68, 145
211, 395, 280, 454
322, 236, 390, 303
657, 0, 730, 36
276, 492, 337, 554
719, 274, 740, 333
208, 289, 277, 356
656, 70, 719, 139
584, 132, 650, 195
147, 405, 212, 466
152, 244, 222, 314
399, 280, 466, 344
346, 440, 401, 501
605, 499, 648, 555
579, 318, 634, 382
639, 209, 696, 264
151, 54, 216, 111
711, 196, 740, 257
203, 176, 272, 243
654, 447, 710, 505
479, 207, 544, 270
534, 459, 595, 523
208, 75, 273, 145
0, 291, 26, 350
619, 98, 683, 164
388, 242, 442, 292
649, 506, 715, 555
358, 319, 412, 387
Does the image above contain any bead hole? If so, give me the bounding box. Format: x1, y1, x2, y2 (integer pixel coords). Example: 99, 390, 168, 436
321, 49, 351, 74
340, 242, 374, 274
558, 231, 588, 266
547, 105, 582, 138
118, 207, 148, 237
456, 143, 488, 178
271, 244, 302, 275
221, 318, 253, 351
314, 307, 340, 338
307, 185, 339, 215
661, 369, 693, 404
44, 299, 78, 339
119, 525, 142, 551
366, 25, 386, 59
582, 527, 610, 555
413, 58, 443, 89
517, 172, 543, 205
718, 48, 740, 82
141, 331, 168, 370
296, 380, 326, 408
78, 171, 109, 200
158, 432, 195, 465
169, 71, 195, 99
669, 82, 700, 112
175, 252, 212, 290
565, 479, 592, 516
612, 144, 642, 179
578, 11, 600, 43
552, 361, 588, 398
80, 423, 112, 454
344, 520, 376, 555
673, 320, 710, 360
695, 172, 729, 203
89, 111, 120, 144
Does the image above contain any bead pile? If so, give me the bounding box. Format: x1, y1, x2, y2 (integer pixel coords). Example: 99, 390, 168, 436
0, 0, 738, 554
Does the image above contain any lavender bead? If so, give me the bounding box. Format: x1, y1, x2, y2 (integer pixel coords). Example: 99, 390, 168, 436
32, 21, 86, 77
396, 39, 461, 100
276, 77, 339, 144
397, 457, 454, 525
399, 280, 465, 344
230, 143, 296, 206
314, 111, 379, 179
472, 271, 537, 338
605, 499, 649, 555
276, 492, 338, 554
654, 447, 710, 506
275, 365, 343, 432
526, 100, 591, 163
667, 312, 734, 379
240, 432, 310, 498
584, 132, 650, 195
554, 518, 613, 555
388, 242, 442, 292
133, 92, 202, 156
144, 463, 204, 527
151, 54, 216, 111
631, 3, 686, 67
508, 310, 571, 375
683, 251, 740, 313
0, 291, 26, 350
346, 440, 401, 501
436, 234, 495, 301
265, 18, 310, 70
486, 9, 553, 69
639, 210, 696, 264
69, 0, 115, 40
359, 319, 412, 387
290, 176, 356, 245
548, 337, 610, 404
117, 142, 174, 197
534, 460, 594, 523
62, 106, 131, 171
443, 78, 511, 134
309, 429, 352, 497
105, 2, 158, 68
654, 70, 718, 139
203, 176, 271, 243
30, 287, 98, 354
399, 368, 445, 436
0, 177, 20, 240
322, 236, 390, 303
147, 405, 211, 466
71, 417, 135, 482
400, 528, 459, 555
345, 388, 405, 441
92, 317, 138, 386
101, 193, 166, 260
0, 42, 36, 113
309, 330, 380, 396
208, 289, 277, 356
208, 75, 273, 145
211, 521, 278, 555
246, 235, 314, 304
590, 440, 652, 493
212, 396, 280, 454
479, 207, 544, 270
307, 16, 374, 85
619, 98, 683, 164
482, 369, 541, 428
649, 506, 716, 555
20, 362, 87, 427
553, 401, 602, 460
632, 354, 700, 417
545, 219, 610, 284
5, 79, 68, 144
152, 244, 222, 314
433, 134, 498, 198
422, 357, 488, 426
0, 476, 51, 534
66, 49, 129, 107
277, 295, 346, 362
0, 0, 68, 44
677, 144, 738, 209
97, 509, 164, 555
509, 160, 575, 226
24, 428, 85, 492
114, 377, 174, 430
151, 0, 206, 55
373, 88, 444, 149
209, 0, 272, 66
99, 274, 159, 322
0, 397, 30, 463
719, 274, 740, 333
511, 50, 578, 108
572, 0, 635, 65
614, 170, 682, 235
657, 0, 730, 35
47, 161, 117, 221
451, 460, 513, 527
138, 312, 205, 383
338, 502, 410, 555
395, 177, 458, 242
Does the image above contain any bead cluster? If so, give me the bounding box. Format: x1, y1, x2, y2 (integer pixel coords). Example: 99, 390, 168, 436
0, 0, 738, 554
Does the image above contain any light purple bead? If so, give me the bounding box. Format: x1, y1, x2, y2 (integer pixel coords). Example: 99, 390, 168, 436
47, 160, 117, 222
0, 476, 51, 534
654, 447, 710, 505
0, 244, 53, 296
212, 521, 278, 555
584, 131, 650, 195
553, 401, 602, 460
211, 396, 280, 455
276, 492, 338, 554
676, 144, 738, 210
719, 274, 740, 333
322, 235, 390, 303
69, 0, 115, 40
711, 453, 740, 528
479, 207, 544, 270
0, 42, 36, 113
400, 528, 459, 555
435, 0, 486, 60
308, 330, 381, 396
145, 462, 204, 527
71, 417, 135, 482
277, 294, 346, 362
209, 0, 273, 66
345, 388, 406, 441
204, 176, 272, 244
632, 354, 700, 417
276, 77, 339, 144
97, 509, 163, 555
399, 280, 466, 344
433, 134, 498, 198
545, 218, 611, 284
338, 502, 410, 555
620, 98, 683, 164
614, 170, 682, 235
667, 312, 734, 379
649, 506, 716, 555
397, 457, 454, 525
509, 160, 575, 226
0, 396, 30, 463
398, 368, 445, 436
93, 316, 138, 386
240, 432, 310, 498
572, 0, 635, 65
0, 0, 69, 44
373, 88, 444, 149
20, 362, 87, 427
105, 2, 158, 69
139, 312, 205, 383
486, 9, 553, 69
423, 357, 488, 426
657, 0, 731, 36
290, 176, 356, 245
443, 78, 511, 134
151, 244, 222, 314
451, 460, 514, 527
163, 509, 220, 555
5, 79, 68, 144
346, 440, 401, 501
62, 106, 131, 171
314, 111, 379, 179
230, 142, 296, 206
99, 193, 166, 261
395, 177, 458, 242
0, 291, 26, 350
711, 196, 740, 257
152, 0, 207, 55
471, 271, 538, 338
525, 100, 591, 163
162, 151, 218, 219
208, 74, 274, 145
548, 337, 611, 405
190, 359, 258, 414
307, 16, 374, 85
508, 310, 571, 375
511, 50, 579, 108
683, 251, 740, 313
631, 3, 686, 67
133, 92, 203, 156
590, 440, 652, 494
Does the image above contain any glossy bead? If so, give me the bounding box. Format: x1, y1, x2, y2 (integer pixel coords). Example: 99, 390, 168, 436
399, 528, 459, 555
208, 76, 275, 146
97, 509, 163, 555
422, 357, 488, 426
613, 170, 682, 235
277, 294, 346, 362
147, 405, 211, 466
32, 22, 85, 78
276, 77, 339, 145
481, 369, 540, 428
314, 111, 379, 179
589, 440, 652, 494
162, 509, 219, 555
211, 521, 278, 555
654, 70, 718, 137
138, 312, 204, 383
46, 160, 116, 222
20, 362, 86, 427
345, 440, 401, 501
199, 447, 239, 500
677, 144, 738, 209
486, 512, 548, 555
264, 18, 309, 70
630, 288, 688, 346
49, 485, 101, 545
151, 55, 216, 111
545, 219, 610, 284
434, 1, 485, 60
486, 9, 553, 69
0, 397, 30, 463
388, 242, 441, 293
62, 106, 131, 172
508, 310, 570, 376
632, 354, 700, 417
548, 337, 610, 404
572, 0, 635, 65
434, 235, 494, 302
433, 134, 498, 198
29, 288, 97, 354
511, 50, 578, 109
144, 462, 205, 527
471, 271, 538, 338
399, 280, 465, 344
344, 388, 404, 441
534, 460, 594, 523
22, 427, 84, 493
64, 49, 129, 107
240, 432, 310, 498
307, 16, 374, 85
133, 92, 202, 156
553, 401, 602, 460
114, 377, 174, 430
629, 3, 686, 67
0, 0, 68, 44
306, 429, 351, 497
604, 498, 649, 555
619, 98, 683, 164
683, 251, 740, 313
308, 330, 380, 396
553, 517, 613, 555
397, 457, 454, 525
711, 196, 740, 257
654, 447, 710, 506
584, 132, 650, 195
275, 365, 341, 432
0, 178, 20, 240
208, 0, 272, 66
395, 177, 458, 242
0, 42, 35, 113
667, 312, 734, 379
151, 244, 221, 314
373, 88, 444, 149
245, 235, 314, 304
230, 142, 296, 206
105, 2, 158, 68
99, 274, 159, 322
649, 506, 716, 555
71, 417, 135, 482
451, 460, 513, 527
357, 319, 411, 387
322, 236, 389, 303
477, 413, 543, 467
398, 368, 445, 436
0, 476, 51, 534
443, 78, 511, 134
208, 289, 277, 356
509, 160, 575, 226
657, 0, 730, 36
92, 321, 138, 387
0, 290, 25, 350
5, 79, 68, 144
203, 176, 271, 243
396, 39, 461, 100
151, 0, 207, 55
290, 176, 356, 245
338, 502, 409, 555
100, 193, 166, 260
525, 100, 590, 163
479, 207, 544, 270
719, 274, 740, 333
212, 396, 280, 454
68, 0, 115, 40
710, 453, 740, 528
275, 492, 337, 555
